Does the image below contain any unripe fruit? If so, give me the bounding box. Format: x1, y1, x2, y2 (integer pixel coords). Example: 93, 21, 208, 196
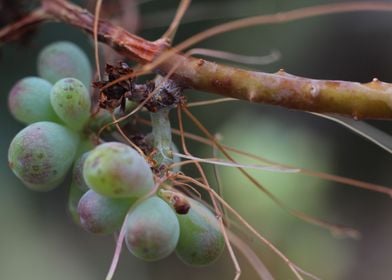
8, 121, 79, 191
77, 190, 136, 234
8, 77, 59, 124
68, 181, 85, 226
125, 196, 180, 261
50, 78, 91, 131
37, 41, 92, 87
68, 152, 91, 226
83, 142, 154, 198
75, 135, 95, 159
176, 197, 225, 266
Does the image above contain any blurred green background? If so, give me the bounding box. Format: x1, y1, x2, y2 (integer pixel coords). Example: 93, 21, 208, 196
0, 0, 391, 279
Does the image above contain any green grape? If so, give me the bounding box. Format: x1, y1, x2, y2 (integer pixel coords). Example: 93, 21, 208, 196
125, 196, 180, 261
37, 41, 92, 87
7, 77, 59, 124
77, 189, 136, 235
72, 152, 90, 192
68, 181, 85, 226
50, 78, 91, 131
75, 135, 95, 159
83, 142, 154, 198
67, 152, 92, 225
176, 196, 225, 266
8, 121, 79, 191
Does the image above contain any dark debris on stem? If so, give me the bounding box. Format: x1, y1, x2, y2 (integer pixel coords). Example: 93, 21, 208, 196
93, 62, 185, 113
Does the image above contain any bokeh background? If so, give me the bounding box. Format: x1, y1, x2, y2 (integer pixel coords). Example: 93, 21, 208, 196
0, 0, 391, 279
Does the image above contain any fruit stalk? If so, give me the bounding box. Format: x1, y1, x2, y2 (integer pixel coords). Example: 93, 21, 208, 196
150, 108, 173, 167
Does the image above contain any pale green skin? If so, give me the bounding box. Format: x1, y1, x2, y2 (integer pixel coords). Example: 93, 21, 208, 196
8, 121, 79, 191
72, 152, 90, 192
37, 41, 92, 88
125, 196, 180, 261
8, 77, 59, 124
50, 78, 91, 131
77, 190, 136, 235
176, 198, 225, 266
75, 135, 96, 159
68, 181, 85, 226
68, 152, 92, 225
83, 142, 154, 198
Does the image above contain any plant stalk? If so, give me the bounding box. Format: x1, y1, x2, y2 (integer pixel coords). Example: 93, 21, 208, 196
150, 108, 173, 168
1, 0, 392, 119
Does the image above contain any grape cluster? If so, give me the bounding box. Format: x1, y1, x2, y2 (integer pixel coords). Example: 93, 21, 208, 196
7, 41, 224, 268
8, 41, 92, 191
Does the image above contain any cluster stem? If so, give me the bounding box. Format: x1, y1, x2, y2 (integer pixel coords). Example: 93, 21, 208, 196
150, 108, 173, 167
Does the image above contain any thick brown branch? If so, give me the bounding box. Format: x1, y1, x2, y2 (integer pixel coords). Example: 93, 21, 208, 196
1, 0, 392, 119
42, 0, 162, 63
158, 56, 392, 119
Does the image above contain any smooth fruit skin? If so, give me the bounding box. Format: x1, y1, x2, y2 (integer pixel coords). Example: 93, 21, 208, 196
176, 197, 225, 266
50, 78, 91, 131
72, 152, 90, 192
68, 152, 91, 226
37, 41, 92, 87
8, 77, 59, 124
83, 142, 154, 198
125, 196, 180, 261
77, 190, 136, 235
68, 181, 85, 226
8, 121, 79, 191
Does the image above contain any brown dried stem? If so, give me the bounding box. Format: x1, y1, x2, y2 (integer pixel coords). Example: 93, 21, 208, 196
1, 0, 392, 119
41, 0, 162, 63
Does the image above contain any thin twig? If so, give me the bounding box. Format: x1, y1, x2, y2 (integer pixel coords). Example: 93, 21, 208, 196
136, 116, 392, 196
187, 97, 237, 107
176, 173, 318, 280
161, 0, 191, 42
182, 106, 361, 239
177, 106, 242, 280
93, 0, 103, 80
228, 231, 275, 280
